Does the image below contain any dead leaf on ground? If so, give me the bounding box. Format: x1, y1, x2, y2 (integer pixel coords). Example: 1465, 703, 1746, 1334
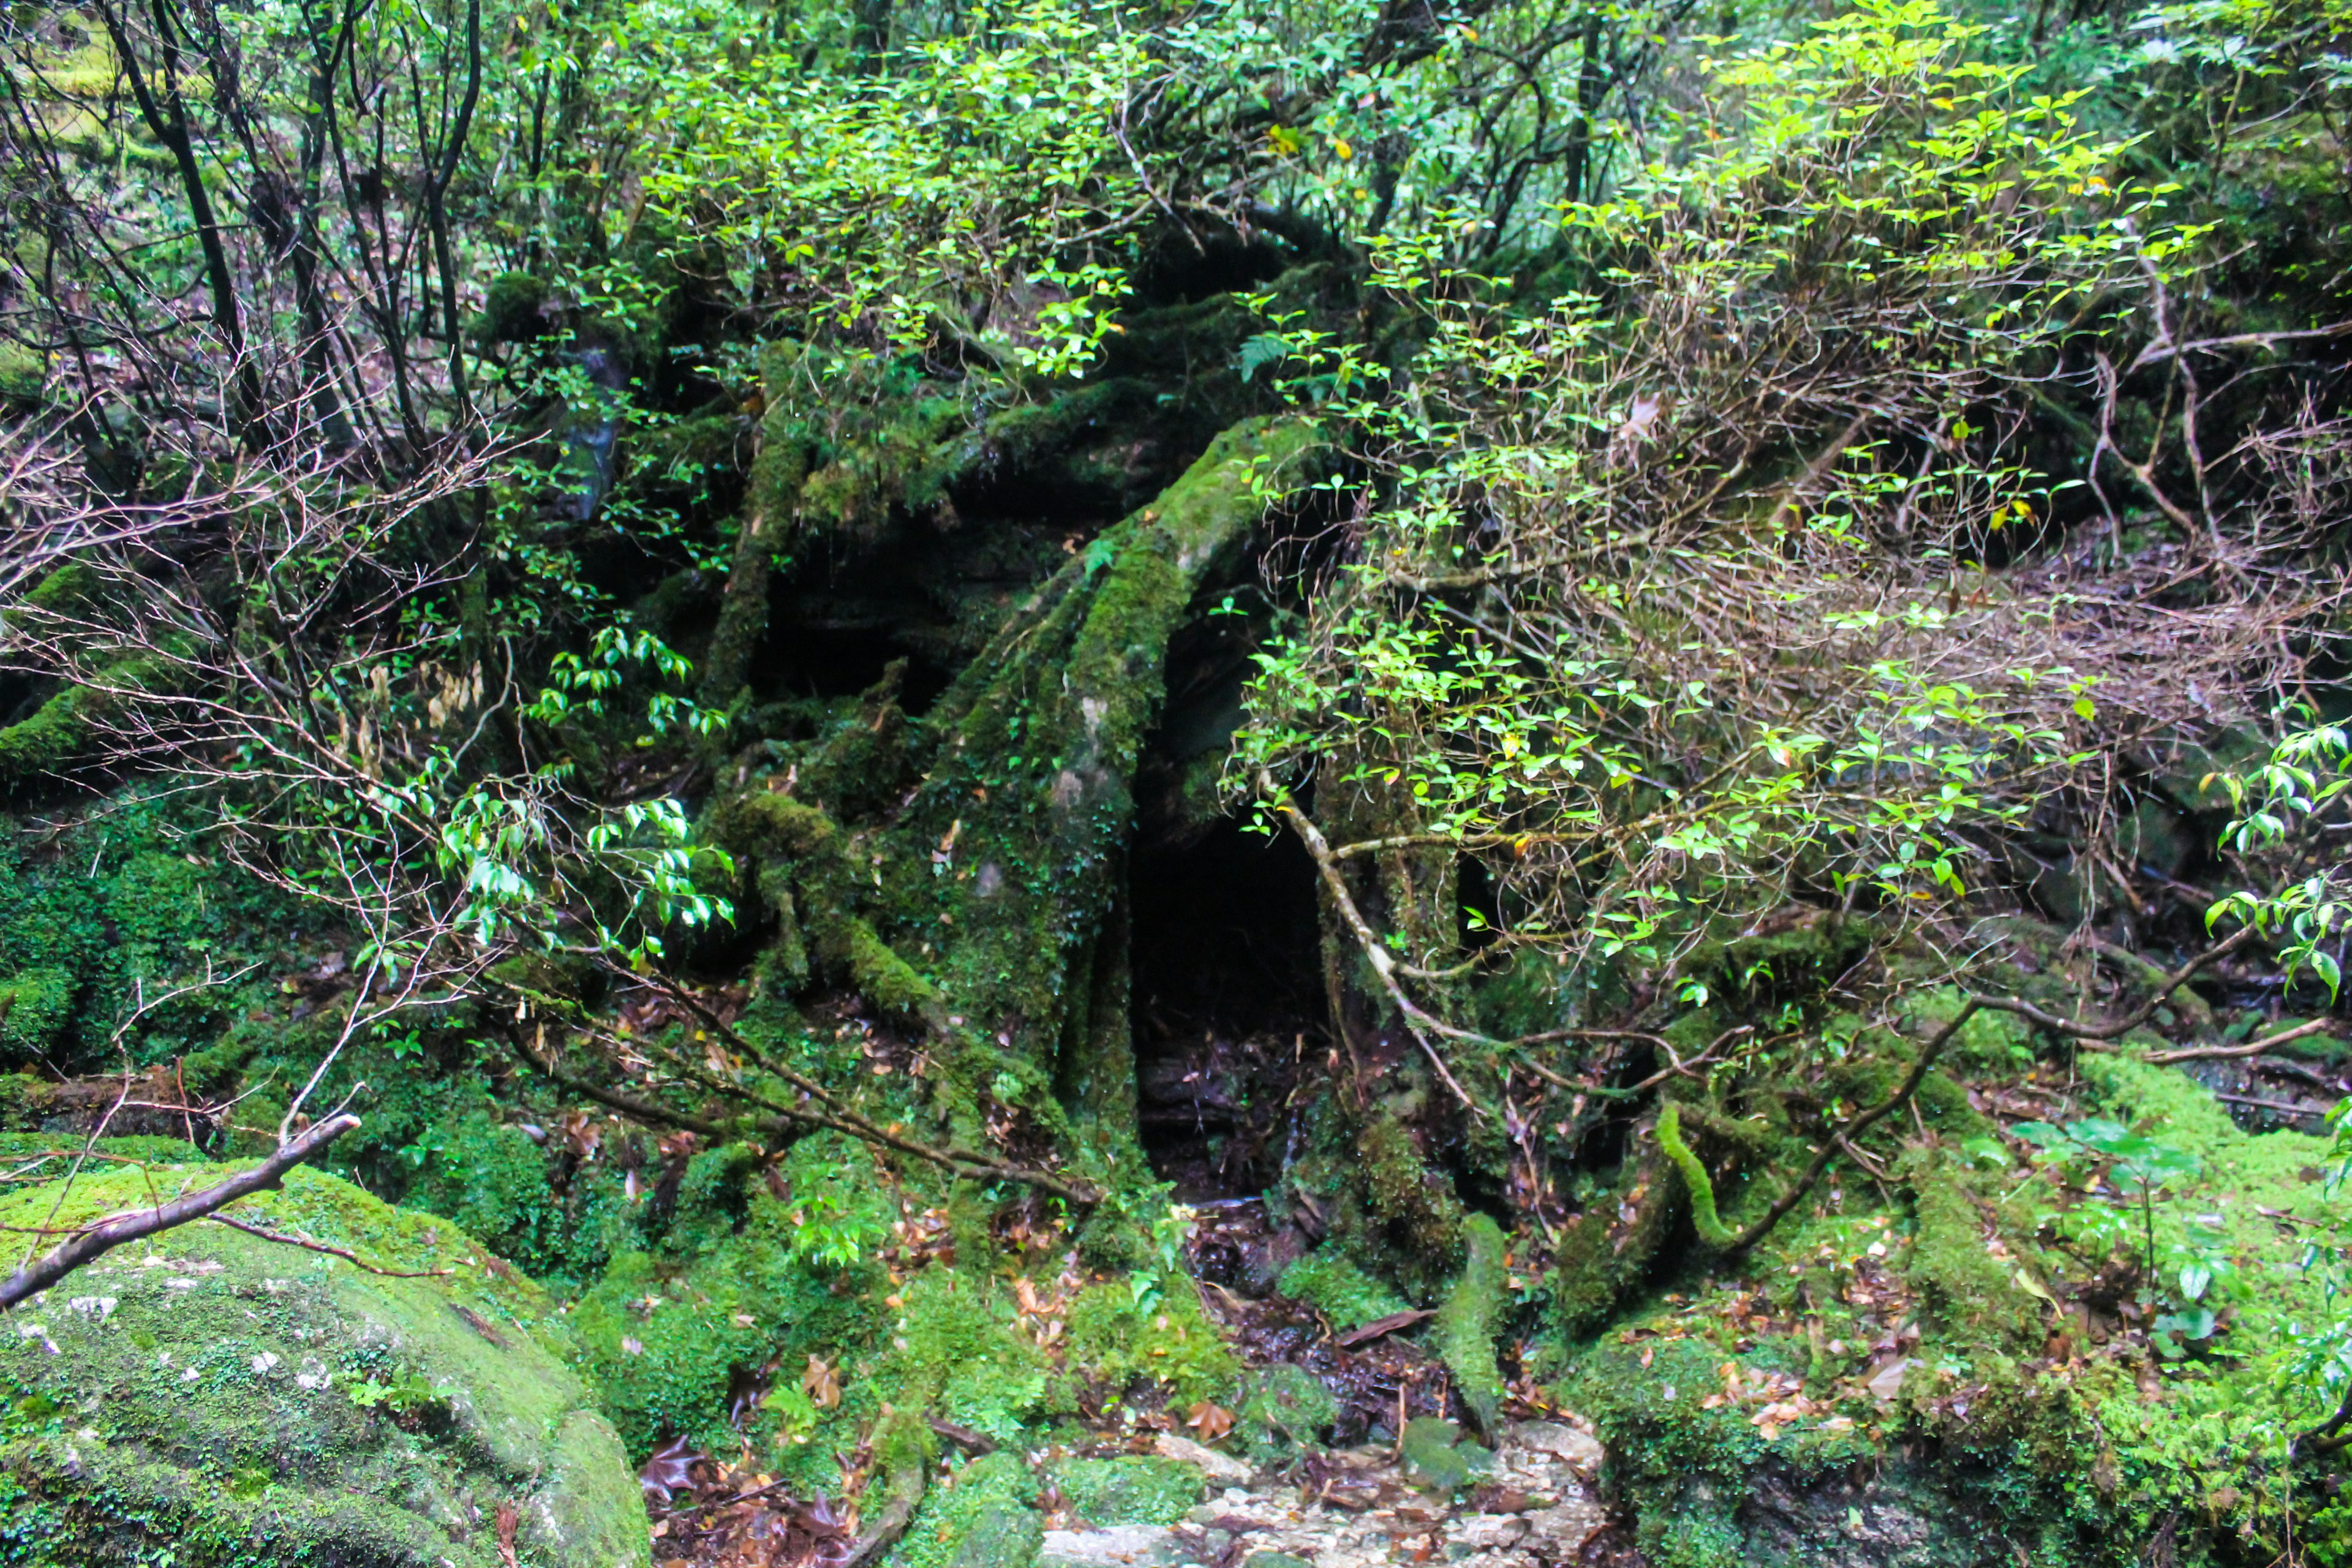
804, 1353, 843, 1409
1185, 1399, 1234, 1442
639, 1435, 703, 1506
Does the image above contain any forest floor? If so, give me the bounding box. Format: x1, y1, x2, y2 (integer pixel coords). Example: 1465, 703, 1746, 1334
646, 1363, 1629, 1568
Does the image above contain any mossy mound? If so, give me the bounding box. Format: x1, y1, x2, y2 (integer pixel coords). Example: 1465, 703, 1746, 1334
568, 1132, 895, 1461
1398, 1417, 1489, 1496
0, 1160, 647, 1567
1233, 1363, 1338, 1461
1047, 1456, 1204, 1526
1554, 1056, 2352, 1567
1275, 1250, 1408, 1330
900, 1450, 1043, 1568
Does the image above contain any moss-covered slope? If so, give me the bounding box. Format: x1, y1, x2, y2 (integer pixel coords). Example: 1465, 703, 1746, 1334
0, 1161, 647, 1568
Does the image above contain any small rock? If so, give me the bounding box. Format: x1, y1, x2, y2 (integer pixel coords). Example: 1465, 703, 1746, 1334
1521, 1500, 1609, 1555
1155, 1433, 1254, 1485
1506, 1422, 1603, 1478
1040, 1525, 1182, 1568
1244, 1553, 1314, 1568
1450, 1515, 1529, 1551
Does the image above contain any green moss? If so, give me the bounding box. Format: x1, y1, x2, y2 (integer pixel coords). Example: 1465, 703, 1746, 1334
832, 911, 945, 1023
1656, 1102, 1735, 1248
1905, 986, 2038, 1076
0, 342, 44, 407
906, 416, 1322, 1077
469, 271, 548, 344
0, 1161, 644, 1568
0, 647, 191, 783
571, 1132, 888, 1458
1434, 1214, 1509, 1436
1562, 1337, 1769, 1558
401, 1110, 622, 1284
1276, 1250, 1409, 1330
1048, 1457, 1204, 1525
1903, 1156, 2042, 1359
899, 1451, 1042, 1568
710, 788, 841, 859
1398, 1417, 1489, 1495
0, 968, 76, 1058
703, 439, 809, 706
881, 1267, 1052, 1442
1063, 1279, 1241, 1410
1357, 1114, 1465, 1292
21, 562, 100, 614
0, 797, 307, 1075
1234, 1363, 1338, 1462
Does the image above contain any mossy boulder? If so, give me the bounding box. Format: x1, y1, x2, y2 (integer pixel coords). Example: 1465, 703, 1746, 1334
901, 1450, 1043, 1568
1398, 1417, 1489, 1495
1047, 1456, 1204, 1526
1233, 1363, 1338, 1461
0, 1160, 647, 1567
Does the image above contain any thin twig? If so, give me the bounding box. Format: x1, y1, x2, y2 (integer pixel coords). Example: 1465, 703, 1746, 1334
0, 1114, 360, 1309
2142, 1017, 2340, 1065
205, 1212, 454, 1278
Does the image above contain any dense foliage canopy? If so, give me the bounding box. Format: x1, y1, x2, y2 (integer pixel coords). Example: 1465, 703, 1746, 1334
2, 0, 2351, 1561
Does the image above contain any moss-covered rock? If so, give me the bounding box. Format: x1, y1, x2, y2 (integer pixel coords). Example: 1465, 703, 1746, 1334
1397, 1417, 1489, 1496
1063, 1278, 1242, 1411
1233, 1363, 1338, 1462
0, 1160, 646, 1567
1275, 1250, 1409, 1330
901, 1450, 1043, 1568
1047, 1457, 1204, 1525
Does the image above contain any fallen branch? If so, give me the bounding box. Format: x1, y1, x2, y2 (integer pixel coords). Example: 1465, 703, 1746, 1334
205, 1212, 454, 1278
0, 1114, 360, 1310
2142, 1016, 2340, 1065
2209, 1090, 2327, 1117
502, 1006, 1099, 1208
1255, 768, 1491, 1120
2297, 1381, 2352, 1457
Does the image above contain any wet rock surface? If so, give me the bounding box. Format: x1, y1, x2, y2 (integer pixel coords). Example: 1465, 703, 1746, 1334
1041, 1421, 1621, 1568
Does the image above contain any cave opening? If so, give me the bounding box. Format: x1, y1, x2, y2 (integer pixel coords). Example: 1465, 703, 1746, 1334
1127, 814, 1325, 1199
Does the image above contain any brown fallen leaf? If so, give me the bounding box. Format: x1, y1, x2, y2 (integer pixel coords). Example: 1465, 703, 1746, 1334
496, 1501, 519, 1568
639, 1435, 702, 1506
805, 1352, 843, 1409
1186, 1400, 1234, 1442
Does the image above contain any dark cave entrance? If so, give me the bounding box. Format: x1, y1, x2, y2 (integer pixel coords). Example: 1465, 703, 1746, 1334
1127, 815, 1325, 1199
